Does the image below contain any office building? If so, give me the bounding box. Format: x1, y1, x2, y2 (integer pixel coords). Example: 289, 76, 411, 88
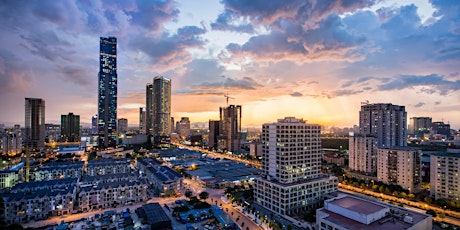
316, 194, 432, 230
98, 36, 118, 148
208, 120, 220, 150
118, 118, 128, 134
254, 117, 338, 216
359, 103, 407, 147
430, 149, 460, 201
177, 117, 190, 140
1, 129, 22, 156
218, 105, 242, 152
377, 147, 421, 192
349, 134, 378, 174
408, 117, 432, 137
24, 98, 45, 150
145, 83, 153, 134
61, 113, 80, 142
249, 142, 262, 157
139, 107, 147, 134
146, 77, 171, 139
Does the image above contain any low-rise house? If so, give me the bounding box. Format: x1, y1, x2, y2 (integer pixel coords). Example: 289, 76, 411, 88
86, 159, 131, 176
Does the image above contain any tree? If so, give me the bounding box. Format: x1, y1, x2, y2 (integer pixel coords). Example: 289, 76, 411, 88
185, 190, 193, 200
424, 196, 432, 204
439, 212, 446, 219
408, 193, 415, 201
379, 185, 385, 193
188, 214, 195, 222
400, 192, 407, 198
426, 209, 437, 217
199, 191, 209, 201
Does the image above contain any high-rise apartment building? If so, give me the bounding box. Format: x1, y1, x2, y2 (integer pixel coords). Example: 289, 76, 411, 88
359, 103, 407, 147
98, 36, 117, 148
146, 76, 171, 137
45, 124, 60, 143
139, 107, 147, 134
177, 117, 190, 140
377, 147, 421, 192
431, 121, 451, 139
117, 118, 128, 134
24, 98, 45, 150
349, 134, 378, 174
208, 120, 220, 150
430, 150, 460, 201
408, 117, 432, 137
145, 83, 153, 134
254, 117, 337, 216
218, 105, 241, 152
61, 113, 80, 142
91, 114, 98, 134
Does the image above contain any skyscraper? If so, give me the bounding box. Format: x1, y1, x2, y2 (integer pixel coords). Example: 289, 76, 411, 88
218, 105, 241, 152
61, 113, 80, 142
208, 120, 220, 150
24, 98, 45, 150
409, 117, 432, 137
98, 37, 117, 148
151, 76, 171, 136
139, 107, 147, 134
359, 103, 407, 147
254, 117, 337, 215
145, 83, 153, 134
177, 117, 190, 140
91, 114, 98, 134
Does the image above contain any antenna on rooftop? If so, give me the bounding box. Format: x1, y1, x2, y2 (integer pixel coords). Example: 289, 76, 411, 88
224, 93, 235, 106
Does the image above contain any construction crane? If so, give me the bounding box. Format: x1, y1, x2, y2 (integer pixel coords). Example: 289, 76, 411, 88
224, 93, 234, 106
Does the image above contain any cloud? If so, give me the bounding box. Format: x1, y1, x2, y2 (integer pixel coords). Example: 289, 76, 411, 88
197, 76, 261, 90
0, 49, 35, 94
331, 89, 363, 97
377, 74, 460, 95
414, 102, 425, 108
290, 92, 303, 97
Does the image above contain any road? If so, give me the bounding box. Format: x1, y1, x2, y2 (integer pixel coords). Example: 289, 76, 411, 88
339, 183, 460, 227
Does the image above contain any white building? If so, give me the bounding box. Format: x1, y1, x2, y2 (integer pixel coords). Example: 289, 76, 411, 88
86, 159, 131, 176
348, 133, 378, 174
316, 194, 432, 230
34, 161, 84, 181
430, 149, 460, 201
377, 147, 421, 192
0, 163, 24, 189
254, 117, 337, 216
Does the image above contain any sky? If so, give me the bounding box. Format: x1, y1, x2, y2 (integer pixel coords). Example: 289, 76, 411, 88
0, 0, 459, 128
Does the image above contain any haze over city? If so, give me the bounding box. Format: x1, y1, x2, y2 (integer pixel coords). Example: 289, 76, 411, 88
0, 0, 459, 128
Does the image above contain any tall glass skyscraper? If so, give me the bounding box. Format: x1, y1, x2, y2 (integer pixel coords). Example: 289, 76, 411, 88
152, 76, 171, 136
98, 37, 117, 148
24, 98, 45, 150
61, 113, 80, 142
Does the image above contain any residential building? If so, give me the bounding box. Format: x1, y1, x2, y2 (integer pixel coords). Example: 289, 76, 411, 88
45, 124, 60, 143
1, 128, 22, 156
136, 203, 172, 230
349, 134, 378, 174
91, 114, 98, 134
177, 117, 190, 140
409, 117, 432, 137
139, 107, 147, 134
98, 36, 118, 148
322, 153, 345, 166
249, 141, 262, 157
377, 147, 422, 192
118, 118, 128, 134
430, 149, 460, 200
359, 103, 407, 147
431, 121, 451, 139
86, 159, 131, 176
254, 117, 338, 216
146, 77, 171, 138
218, 105, 242, 152
34, 161, 84, 181
316, 194, 432, 230
0, 163, 24, 189
77, 180, 147, 212
11, 178, 78, 193
61, 113, 80, 142
208, 120, 220, 150
145, 83, 153, 134
24, 98, 45, 150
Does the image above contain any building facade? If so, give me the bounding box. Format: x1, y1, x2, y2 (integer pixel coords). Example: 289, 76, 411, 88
86, 159, 131, 176
254, 117, 337, 216
118, 118, 128, 134
208, 120, 220, 150
359, 103, 407, 147
430, 150, 460, 201
61, 113, 80, 142
98, 36, 118, 148
408, 117, 432, 137
377, 147, 422, 192
348, 134, 378, 174
177, 117, 190, 140
139, 107, 147, 134
24, 98, 45, 150
152, 76, 171, 137
431, 121, 451, 139
218, 105, 242, 152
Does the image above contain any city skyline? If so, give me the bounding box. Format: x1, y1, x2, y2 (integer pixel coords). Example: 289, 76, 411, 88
1, 0, 459, 128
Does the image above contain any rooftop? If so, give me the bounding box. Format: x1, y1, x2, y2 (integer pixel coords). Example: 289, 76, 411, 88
329, 195, 387, 215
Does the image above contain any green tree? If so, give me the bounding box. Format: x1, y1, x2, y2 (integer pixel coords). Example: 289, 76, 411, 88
199, 191, 209, 201
439, 212, 446, 219
379, 185, 385, 193
424, 196, 432, 204
426, 209, 437, 217
287, 224, 293, 230
185, 190, 193, 200
408, 193, 415, 201
372, 185, 379, 191
400, 192, 407, 198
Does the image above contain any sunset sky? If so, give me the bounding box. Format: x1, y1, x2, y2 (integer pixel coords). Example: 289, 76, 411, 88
0, 0, 459, 128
